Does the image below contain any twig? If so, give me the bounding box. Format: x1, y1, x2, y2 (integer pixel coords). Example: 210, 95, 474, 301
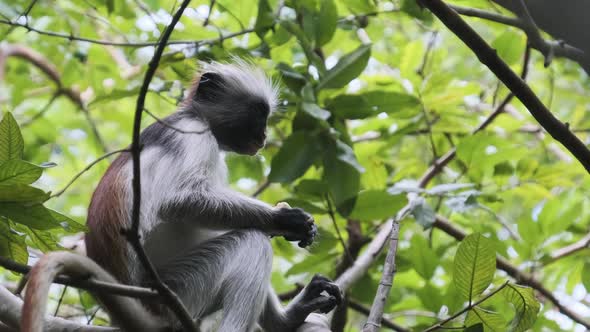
49, 149, 128, 199
124, 0, 197, 330
203, 0, 216, 26
348, 300, 409, 332
362, 205, 409, 332
20, 93, 60, 127
325, 195, 354, 265
422, 281, 509, 332
0, 256, 158, 299
548, 232, 590, 263
53, 286, 68, 316
251, 179, 270, 198
143, 109, 209, 135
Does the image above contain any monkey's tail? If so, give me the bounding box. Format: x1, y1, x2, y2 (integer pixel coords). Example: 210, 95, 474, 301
21, 251, 162, 332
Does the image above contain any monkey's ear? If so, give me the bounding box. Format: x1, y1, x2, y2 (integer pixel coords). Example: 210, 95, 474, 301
194, 72, 224, 102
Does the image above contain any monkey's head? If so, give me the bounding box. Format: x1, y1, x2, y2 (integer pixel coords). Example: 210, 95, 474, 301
189, 60, 279, 155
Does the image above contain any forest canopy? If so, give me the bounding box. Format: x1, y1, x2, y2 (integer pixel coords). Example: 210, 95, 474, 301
0, 0, 589, 331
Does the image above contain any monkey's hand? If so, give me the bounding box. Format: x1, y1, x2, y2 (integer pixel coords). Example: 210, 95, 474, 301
271, 206, 316, 248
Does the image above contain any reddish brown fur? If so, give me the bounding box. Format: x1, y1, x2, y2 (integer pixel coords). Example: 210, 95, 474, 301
85, 152, 131, 284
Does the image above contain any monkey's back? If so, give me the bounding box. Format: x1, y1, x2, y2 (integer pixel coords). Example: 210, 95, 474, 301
86, 152, 132, 284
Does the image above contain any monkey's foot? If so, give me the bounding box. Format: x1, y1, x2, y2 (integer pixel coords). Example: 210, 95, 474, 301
287, 274, 342, 327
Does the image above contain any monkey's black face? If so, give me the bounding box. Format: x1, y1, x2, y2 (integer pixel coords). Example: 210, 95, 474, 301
210, 96, 270, 155
193, 71, 273, 155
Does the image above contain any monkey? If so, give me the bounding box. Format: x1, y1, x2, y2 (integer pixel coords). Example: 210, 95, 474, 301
82, 60, 342, 331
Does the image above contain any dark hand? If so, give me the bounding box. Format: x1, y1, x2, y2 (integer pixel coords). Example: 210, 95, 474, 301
272, 207, 316, 248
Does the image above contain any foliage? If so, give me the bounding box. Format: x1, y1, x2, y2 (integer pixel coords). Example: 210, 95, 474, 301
1, 0, 589, 330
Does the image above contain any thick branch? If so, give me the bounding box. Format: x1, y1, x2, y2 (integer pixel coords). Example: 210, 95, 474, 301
420, 0, 590, 173
0, 285, 115, 332
449, 4, 586, 67
348, 300, 408, 332
124, 1, 197, 331
0, 256, 157, 299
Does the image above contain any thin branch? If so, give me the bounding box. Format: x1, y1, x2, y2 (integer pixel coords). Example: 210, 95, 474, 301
348, 300, 409, 332
325, 195, 354, 265
548, 232, 590, 263
53, 286, 68, 316
422, 281, 509, 332
49, 149, 128, 199
362, 205, 409, 332
251, 179, 270, 198
20, 93, 60, 127
0, 256, 158, 299
124, 1, 197, 330
143, 109, 209, 135
432, 216, 590, 329
203, 0, 216, 26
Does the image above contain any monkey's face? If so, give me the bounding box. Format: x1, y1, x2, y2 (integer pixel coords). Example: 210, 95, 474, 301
209, 95, 270, 156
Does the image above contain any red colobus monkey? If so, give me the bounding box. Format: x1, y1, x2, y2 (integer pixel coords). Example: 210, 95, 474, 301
84, 60, 342, 331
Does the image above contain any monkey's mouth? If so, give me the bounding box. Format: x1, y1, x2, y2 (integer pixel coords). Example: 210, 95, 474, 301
244, 141, 264, 155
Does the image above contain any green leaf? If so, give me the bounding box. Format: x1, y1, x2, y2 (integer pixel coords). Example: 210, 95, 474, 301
105, 0, 114, 13
491, 29, 525, 66
464, 323, 484, 332
0, 159, 44, 185
0, 184, 49, 202
412, 197, 436, 228
255, 0, 275, 38
401, 0, 433, 23
349, 190, 406, 220
453, 233, 496, 302
325, 91, 420, 119
277, 63, 307, 93
323, 143, 361, 216
465, 307, 506, 332
315, 0, 338, 46
294, 179, 328, 199
49, 209, 87, 232
286, 251, 339, 276
502, 284, 540, 332
280, 198, 327, 214
410, 235, 439, 280
89, 88, 140, 107
268, 131, 320, 183
0, 218, 28, 264
316, 44, 371, 90
0, 112, 24, 161
0, 203, 62, 230
301, 103, 331, 121
334, 140, 364, 173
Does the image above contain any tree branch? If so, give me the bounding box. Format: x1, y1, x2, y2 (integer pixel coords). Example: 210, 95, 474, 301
348, 300, 408, 332
449, 4, 586, 67
362, 205, 409, 332
0, 285, 115, 332
49, 149, 129, 199
123, 1, 197, 330
0, 256, 158, 299
420, 0, 590, 173
0, 44, 107, 152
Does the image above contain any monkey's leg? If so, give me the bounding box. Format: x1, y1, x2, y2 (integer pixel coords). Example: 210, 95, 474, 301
155, 230, 272, 332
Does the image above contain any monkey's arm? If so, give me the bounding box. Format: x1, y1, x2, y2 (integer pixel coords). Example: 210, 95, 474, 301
159, 187, 316, 246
